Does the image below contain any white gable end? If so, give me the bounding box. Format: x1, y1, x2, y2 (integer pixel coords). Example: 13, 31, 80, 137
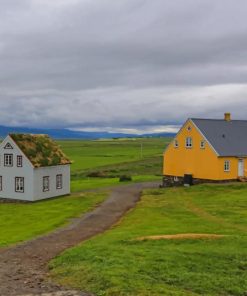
0, 135, 34, 169
0, 135, 70, 201
0, 136, 34, 201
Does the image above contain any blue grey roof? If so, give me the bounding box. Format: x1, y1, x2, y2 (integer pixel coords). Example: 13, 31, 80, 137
191, 118, 247, 157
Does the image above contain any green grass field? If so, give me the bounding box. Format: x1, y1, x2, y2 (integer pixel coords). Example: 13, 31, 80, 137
50, 184, 247, 296
0, 138, 168, 247
63, 138, 168, 192
59, 138, 168, 178
0, 192, 107, 247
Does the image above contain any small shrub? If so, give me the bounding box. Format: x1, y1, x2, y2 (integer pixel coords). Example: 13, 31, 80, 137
119, 175, 132, 182
87, 171, 108, 178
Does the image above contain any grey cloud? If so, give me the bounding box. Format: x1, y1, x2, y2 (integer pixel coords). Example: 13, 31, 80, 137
1, 0, 247, 131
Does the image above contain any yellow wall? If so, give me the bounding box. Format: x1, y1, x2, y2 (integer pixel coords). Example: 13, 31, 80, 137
163, 119, 243, 180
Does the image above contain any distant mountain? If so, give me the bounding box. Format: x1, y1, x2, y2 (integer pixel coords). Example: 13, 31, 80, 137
141, 132, 176, 138
0, 125, 175, 139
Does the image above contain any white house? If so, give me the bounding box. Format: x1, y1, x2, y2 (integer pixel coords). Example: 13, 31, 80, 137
0, 134, 71, 201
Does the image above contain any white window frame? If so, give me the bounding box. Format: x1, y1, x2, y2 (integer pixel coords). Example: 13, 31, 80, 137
224, 160, 230, 172
17, 155, 23, 167
174, 139, 179, 148
4, 154, 13, 167
200, 140, 206, 149
56, 174, 63, 189
15, 177, 24, 193
43, 176, 49, 192
0, 176, 2, 191
186, 137, 193, 148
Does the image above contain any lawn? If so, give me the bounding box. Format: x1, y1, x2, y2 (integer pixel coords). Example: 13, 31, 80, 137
58, 138, 168, 177
63, 137, 168, 192
0, 138, 168, 247
50, 183, 247, 296
0, 192, 107, 247
70, 175, 161, 192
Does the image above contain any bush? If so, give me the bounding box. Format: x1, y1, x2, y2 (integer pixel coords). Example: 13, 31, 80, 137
119, 175, 132, 182
87, 171, 108, 178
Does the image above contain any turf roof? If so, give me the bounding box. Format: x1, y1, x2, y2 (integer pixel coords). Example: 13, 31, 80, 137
10, 134, 71, 168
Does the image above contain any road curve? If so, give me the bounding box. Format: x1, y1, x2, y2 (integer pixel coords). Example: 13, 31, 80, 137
0, 181, 160, 296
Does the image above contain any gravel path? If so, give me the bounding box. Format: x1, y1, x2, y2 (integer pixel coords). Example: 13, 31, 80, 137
0, 181, 159, 296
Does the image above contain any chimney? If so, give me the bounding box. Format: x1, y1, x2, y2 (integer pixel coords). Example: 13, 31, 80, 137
224, 113, 231, 121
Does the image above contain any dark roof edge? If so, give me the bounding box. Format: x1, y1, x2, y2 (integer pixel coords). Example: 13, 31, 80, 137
218, 155, 247, 158
190, 118, 247, 122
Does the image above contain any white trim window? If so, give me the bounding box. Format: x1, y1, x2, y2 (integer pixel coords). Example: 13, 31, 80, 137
4, 154, 13, 167
56, 174, 63, 189
200, 140, 206, 149
43, 176, 49, 192
4, 142, 13, 149
224, 160, 230, 172
186, 137, 193, 148
174, 139, 179, 148
15, 177, 24, 193
0, 176, 2, 191
17, 155, 23, 167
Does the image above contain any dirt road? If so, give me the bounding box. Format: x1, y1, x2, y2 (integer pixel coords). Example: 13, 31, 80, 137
0, 181, 159, 296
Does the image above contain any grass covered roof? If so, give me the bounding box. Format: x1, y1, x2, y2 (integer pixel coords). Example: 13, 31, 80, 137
10, 134, 71, 168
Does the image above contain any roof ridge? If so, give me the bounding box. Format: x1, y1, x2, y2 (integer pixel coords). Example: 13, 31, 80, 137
191, 118, 247, 122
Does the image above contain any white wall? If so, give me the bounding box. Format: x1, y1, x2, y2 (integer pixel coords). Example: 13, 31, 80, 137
33, 164, 70, 201
0, 136, 34, 201
0, 136, 71, 201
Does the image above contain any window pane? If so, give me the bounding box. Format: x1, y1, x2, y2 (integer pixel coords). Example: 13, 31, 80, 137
15, 177, 24, 192
4, 154, 13, 166
186, 137, 192, 147
17, 156, 22, 167
56, 174, 62, 189
43, 177, 49, 191
224, 161, 230, 171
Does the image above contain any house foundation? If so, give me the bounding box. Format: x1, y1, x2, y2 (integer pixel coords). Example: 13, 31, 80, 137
162, 175, 238, 187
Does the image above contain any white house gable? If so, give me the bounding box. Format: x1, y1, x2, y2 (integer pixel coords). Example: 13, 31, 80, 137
0, 134, 71, 201
0, 136, 34, 201
0, 135, 34, 170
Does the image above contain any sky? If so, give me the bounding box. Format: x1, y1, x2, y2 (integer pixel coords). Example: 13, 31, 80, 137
1, 0, 247, 134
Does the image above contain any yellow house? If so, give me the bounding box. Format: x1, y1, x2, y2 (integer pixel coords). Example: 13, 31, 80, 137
163, 113, 247, 185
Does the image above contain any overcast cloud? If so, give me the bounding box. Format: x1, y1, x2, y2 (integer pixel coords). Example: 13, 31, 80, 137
1, 0, 247, 133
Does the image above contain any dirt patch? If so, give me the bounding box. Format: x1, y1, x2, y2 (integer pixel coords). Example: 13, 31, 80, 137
0, 181, 160, 296
137, 233, 226, 241
20, 292, 88, 296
